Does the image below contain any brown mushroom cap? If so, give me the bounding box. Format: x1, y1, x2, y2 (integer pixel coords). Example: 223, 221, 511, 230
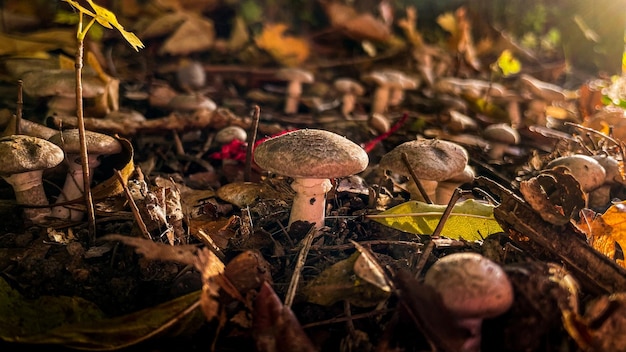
254, 129, 368, 179
0, 135, 64, 174
379, 139, 468, 181
424, 252, 514, 318
483, 123, 520, 144
22, 69, 106, 98
48, 129, 122, 156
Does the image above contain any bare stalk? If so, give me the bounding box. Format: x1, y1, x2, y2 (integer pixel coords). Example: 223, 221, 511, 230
75, 39, 97, 245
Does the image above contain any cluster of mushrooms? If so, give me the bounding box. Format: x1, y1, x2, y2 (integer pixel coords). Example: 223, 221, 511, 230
0, 128, 122, 224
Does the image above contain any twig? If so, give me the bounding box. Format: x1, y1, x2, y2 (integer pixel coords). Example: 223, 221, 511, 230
114, 169, 151, 239
413, 188, 463, 278
15, 80, 23, 135
244, 106, 261, 182
74, 38, 97, 246
284, 225, 318, 308
401, 152, 432, 204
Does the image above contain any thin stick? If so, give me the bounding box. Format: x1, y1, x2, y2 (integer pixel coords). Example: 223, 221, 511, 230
244, 105, 261, 182
401, 152, 433, 204
284, 225, 318, 308
413, 189, 462, 278
114, 169, 151, 239
15, 80, 23, 135
75, 38, 97, 245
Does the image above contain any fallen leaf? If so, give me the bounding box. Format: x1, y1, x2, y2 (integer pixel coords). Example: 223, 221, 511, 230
302, 252, 391, 307
519, 167, 586, 226
370, 199, 503, 241
253, 281, 317, 352
160, 14, 215, 55
255, 23, 310, 67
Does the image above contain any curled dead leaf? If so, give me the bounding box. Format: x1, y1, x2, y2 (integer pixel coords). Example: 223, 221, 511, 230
519, 167, 586, 225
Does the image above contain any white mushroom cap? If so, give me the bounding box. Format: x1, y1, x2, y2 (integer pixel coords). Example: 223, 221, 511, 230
424, 252, 514, 319
276, 68, 314, 84
254, 129, 368, 179
215, 126, 248, 144
546, 155, 606, 192
379, 139, 469, 181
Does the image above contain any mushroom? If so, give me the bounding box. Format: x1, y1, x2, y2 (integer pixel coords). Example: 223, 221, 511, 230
215, 126, 247, 145
482, 123, 520, 160
0, 135, 64, 223
48, 129, 123, 221
378, 139, 468, 203
424, 252, 514, 352
546, 154, 606, 194
167, 92, 216, 112
589, 154, 625, 208
435, 164, 475, 204
275, 68, 314, 114
176, 58, 206, 92
21, 69, 110, 117
384, 70, 419, 106
334, 78, 365, 117
254, 129, 368, 228
362, 70, 393, 114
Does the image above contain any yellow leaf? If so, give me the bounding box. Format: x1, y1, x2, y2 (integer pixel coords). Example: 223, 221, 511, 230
496, 49, 521, 77
255, 23, 310, 67
436, 12, 457, 34
575, 209, 617, 263
370, 199, 503, 241
63, 0, 144, 51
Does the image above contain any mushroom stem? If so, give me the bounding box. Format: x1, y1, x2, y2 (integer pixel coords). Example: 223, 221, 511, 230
371, 86, 390, 114
52, 154, 99, 221
284, 80, 303, 114
289, 178, 333, 228
3, 170, 51, 223
341, 93, 357, 117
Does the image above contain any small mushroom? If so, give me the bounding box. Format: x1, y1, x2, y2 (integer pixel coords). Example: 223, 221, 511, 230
378, 139, 468, 203
176, 58, 206, 92
546, 154, 606, 193
589, 154, 626, 208
362, 70, 393, 114
0, 135, 64, 223
167, 92, 217, 112
276, 68, 314, 114
215, 126, 247, 145
48, 129, 123, 221
254, 129, 368, 228
334, 78, 365, 117
384, 70, 419, 106
482, 123, 520, 160
424, 252, 514, 352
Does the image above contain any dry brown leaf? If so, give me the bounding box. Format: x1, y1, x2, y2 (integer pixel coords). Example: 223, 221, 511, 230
194, 247, 226, 321
102, 234, 198, 265
159, 14, 215, 55
254, 23, 310, 67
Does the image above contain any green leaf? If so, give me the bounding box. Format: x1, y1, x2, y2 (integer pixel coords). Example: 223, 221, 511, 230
371, 199, 503, 241
496, 49, 521, 77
